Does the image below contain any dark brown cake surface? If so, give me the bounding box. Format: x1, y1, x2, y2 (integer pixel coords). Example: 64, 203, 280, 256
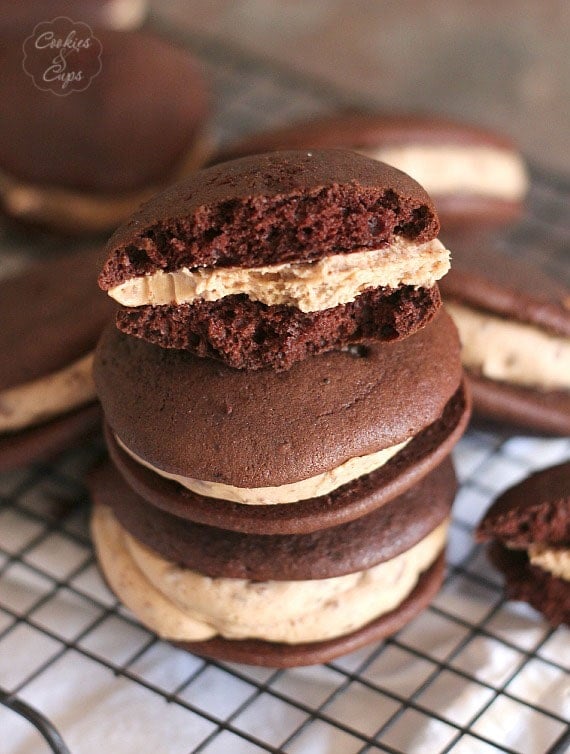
440, 235, 570, 337
212, 112, 520, 165
0, 403, 102, 472
488, 544, 569, 627
467, 371, 570, 437
115, 284, 441, 370
99, 149, 439, 288
94, 308, 462, 486
89, 457, 456, 579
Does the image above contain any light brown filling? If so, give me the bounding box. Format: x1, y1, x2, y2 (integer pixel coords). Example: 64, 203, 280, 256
446, 302, 570, 391
528, 544, 570, 581
0, 132, 212, 232
92, 504, 448, 644
107, 238, 450, 313
116, 433, 411, 505
359, 144, 528, 200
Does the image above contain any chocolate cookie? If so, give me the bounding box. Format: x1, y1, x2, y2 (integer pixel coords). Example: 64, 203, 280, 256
477, 461, 570, 626
211, 113, 528, 228
94, 307, 462, 484
107, 384, 468, 534
99, 149, 449, 369
0, 30, 209, 233
0, 247, 114, 469
89, 456, 456, 579
440, 234, 570, 435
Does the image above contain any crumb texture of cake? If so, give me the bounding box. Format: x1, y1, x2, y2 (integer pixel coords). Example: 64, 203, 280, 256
477, 461, 570, 626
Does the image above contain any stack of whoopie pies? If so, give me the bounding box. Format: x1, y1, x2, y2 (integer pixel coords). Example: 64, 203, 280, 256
90, 149, 471, 667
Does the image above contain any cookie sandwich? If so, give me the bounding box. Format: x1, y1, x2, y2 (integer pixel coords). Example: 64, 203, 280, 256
212, 113, 528, 228
99, 150, 450, 370
440, 235, 570, 435
91, 150, 470, 665
0, 247, 114, 470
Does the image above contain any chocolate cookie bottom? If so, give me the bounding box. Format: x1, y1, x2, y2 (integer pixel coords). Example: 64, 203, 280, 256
116, 285, 441, 370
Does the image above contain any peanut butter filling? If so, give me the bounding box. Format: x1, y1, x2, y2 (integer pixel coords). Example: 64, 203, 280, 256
0, 352, 96, 433
528, 544, 570, 581
108, 238, 450, 313
92, 504, 448, 644
359, 144, 528, 200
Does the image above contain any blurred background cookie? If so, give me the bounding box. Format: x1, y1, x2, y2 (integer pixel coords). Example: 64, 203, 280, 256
0, 247, 114, 469
0, 29, 210, 234
440, 233, 570, 435
212, 113, 529, 229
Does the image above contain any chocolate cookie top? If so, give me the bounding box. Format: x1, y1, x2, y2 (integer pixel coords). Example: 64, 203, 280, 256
477, 461, 570, 548
94, 308, 462, 486
0, 30, 208, 193
91, 457, 456, 580
440, 234, 570, 337
0, 247, 115, 389
99, 149, 439, 288
212, 112, 519, 164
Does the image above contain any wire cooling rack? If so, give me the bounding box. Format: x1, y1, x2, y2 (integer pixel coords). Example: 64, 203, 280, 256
1, 14, 569, 754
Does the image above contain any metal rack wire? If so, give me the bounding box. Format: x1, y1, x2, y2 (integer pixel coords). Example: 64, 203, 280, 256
0, 15, 569, 754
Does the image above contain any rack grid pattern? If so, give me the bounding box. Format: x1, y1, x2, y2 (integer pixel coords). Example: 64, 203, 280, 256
1, 16, 569, 754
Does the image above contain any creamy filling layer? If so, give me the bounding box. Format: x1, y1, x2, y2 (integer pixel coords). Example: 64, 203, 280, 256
528, 544, 570, 581
0, 352, 96, 433
445, 302, 570, 391
92, 504, 448, 644
0, 133, 211, 232
359, 145, 528, 200
115, 433, 411, 505
107, 238, 450, 312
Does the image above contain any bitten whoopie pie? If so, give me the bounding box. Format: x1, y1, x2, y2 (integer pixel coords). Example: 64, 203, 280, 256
0, 247, 115, 470
0, 30, 209, 233
94, 308, 470, 534
90, 457, 456, 667
440, 234, 570, 435
211, 113, 528, 228
477, 461, 570, 626
99, 149, 450, 370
